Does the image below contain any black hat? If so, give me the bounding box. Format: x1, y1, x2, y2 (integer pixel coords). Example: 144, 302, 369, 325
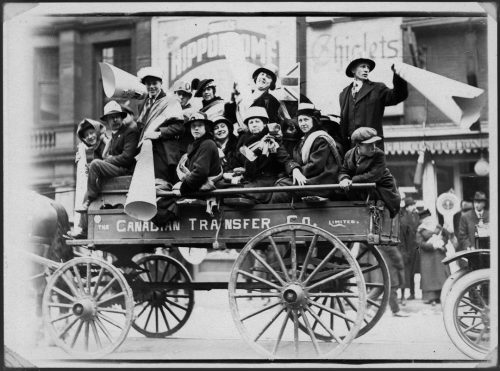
194, 79, 215, 97
473, 191, 488, 202
212, 115, 234, 130
185, 111, 214, 129
252, 65, 277, 91
418, 208, 432, 219
404, 197, 416, 207
120, 102, 135, 117
345, 58, 376, 78
296, 102, 319, 118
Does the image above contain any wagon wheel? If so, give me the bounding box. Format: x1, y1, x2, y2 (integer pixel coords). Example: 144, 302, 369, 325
440, 268, 468, 309
443, 268, 490, 359
131, 255, 194, 338
42, 257, 134, 358
228, 223, 366, 359
298, 243, 389, 339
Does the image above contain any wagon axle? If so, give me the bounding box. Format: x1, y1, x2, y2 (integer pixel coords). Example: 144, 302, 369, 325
72, 298, 97, 320
282, 284, 307, 308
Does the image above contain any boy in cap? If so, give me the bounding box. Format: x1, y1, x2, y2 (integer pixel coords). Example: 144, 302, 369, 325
399, 196, 420, 302
136, 66, 185, 184
339, 57, 408, 151
339, 127, 400, 218
172, 80, 195, 121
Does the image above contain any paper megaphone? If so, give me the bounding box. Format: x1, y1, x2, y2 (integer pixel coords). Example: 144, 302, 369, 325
393, 62, 486, 129
99, 62, 147, 100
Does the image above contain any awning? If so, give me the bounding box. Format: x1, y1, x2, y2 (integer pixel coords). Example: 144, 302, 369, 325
385, 137, 489, 155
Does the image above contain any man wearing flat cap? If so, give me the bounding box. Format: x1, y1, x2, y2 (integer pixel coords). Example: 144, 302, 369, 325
458, 191, 489, 251
339, 57, 408, 151
136, 66, 185, 184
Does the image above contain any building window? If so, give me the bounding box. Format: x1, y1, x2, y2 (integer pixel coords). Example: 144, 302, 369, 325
35, 47, 59, 123
94, 41, 132, 117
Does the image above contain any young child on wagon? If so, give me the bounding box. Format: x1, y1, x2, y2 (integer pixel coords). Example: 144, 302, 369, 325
271, 103, 343, 204
339, 127, 400, 218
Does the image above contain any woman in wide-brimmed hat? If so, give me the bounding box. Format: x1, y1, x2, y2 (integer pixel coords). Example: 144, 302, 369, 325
212, 114, 239, 173
271, 103, 343, 204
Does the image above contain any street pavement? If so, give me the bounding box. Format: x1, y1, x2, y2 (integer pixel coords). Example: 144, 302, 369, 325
9, 288, 491, 368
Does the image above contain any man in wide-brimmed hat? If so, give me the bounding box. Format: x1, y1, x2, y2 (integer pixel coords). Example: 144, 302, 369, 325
458, 191, 489, 251
136, 66, 185, 184
76, 100, 139, 217
339, 57, 408, 152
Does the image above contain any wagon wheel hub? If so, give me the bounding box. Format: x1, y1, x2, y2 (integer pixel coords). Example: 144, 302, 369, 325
149, 290, 167, 307
72, 297, 97, 320
282, 284, 307, 307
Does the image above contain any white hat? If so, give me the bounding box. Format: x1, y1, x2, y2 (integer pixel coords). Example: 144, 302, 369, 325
172, 80, 192, 95
100, 100, 127, 121
243, 106, 269, 125
137, 66, 163, 83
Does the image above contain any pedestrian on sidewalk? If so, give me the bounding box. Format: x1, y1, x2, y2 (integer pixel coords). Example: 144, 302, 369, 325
399, 196, 420, 303
379, 244, 410, 317
416, 209, 451, 305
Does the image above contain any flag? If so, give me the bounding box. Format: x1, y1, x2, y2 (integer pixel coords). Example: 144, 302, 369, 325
280, 62, 300, 101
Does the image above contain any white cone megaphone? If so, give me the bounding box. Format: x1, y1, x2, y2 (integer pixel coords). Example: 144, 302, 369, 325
393, 62, 485, 129
99, 62, 147, 100
124, 140, 157, 221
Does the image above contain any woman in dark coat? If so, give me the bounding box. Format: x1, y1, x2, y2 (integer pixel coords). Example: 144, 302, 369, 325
173, 112, 222, 196
233, 106, 288, 203
416, 209, 451, 305
339, 127, 400, 218
271, 103, 343, 203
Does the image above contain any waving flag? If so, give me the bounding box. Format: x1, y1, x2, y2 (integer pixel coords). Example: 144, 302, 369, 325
280, 62, 300, 101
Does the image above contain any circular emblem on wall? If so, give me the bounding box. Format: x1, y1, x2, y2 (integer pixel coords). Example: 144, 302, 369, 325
93, 215, 102, 224
436, 193, 460, 216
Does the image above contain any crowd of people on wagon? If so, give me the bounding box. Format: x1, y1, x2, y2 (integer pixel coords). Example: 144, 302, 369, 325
71, 56, 408, 236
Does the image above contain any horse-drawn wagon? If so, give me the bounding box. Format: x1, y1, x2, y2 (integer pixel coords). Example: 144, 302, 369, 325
28, 179, 399, 359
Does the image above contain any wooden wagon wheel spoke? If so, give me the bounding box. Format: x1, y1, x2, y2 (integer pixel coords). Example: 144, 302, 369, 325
298, 234, 318, 281
302, 246, 339, 286
304, 305, 343, 344
164, 298, 188, 311
462, 321, 483, 334
335, 297, 351, 331
306, 268, 354, 291
135, 302, 152, 318
268, 236, 291, 282
460, 297, 483, 312
49, 303, 75, 309
92, 267, 105, 297
310, 296, 328, 332
290, 230, 298, 281
84, 320, 90, 351
71, 265, 86, 294
159, 306, 171, 331
272, 309, 291, 356
97, 307, 127, 315
94, 277, 118, 301
159, 261, 170, 282
143, 306, 154, 330
237, 270, 282, 291
98, 312, 124, 330
50, 312, 74, 324
309, 299, 356, 323
51, 286, 77, 303
299, 308, 321, 356
97, 292, 125, 307
94, 317, 113, 343
86, 263, 92, 295
240, 301, 282, 322
254, 307, 286, 342
474, 326, 487, 344
70, 319, 85, 348
249, 249, 286, 286
291, 309, 300, 354
166, 270, 181, 283
162, 303, 181, 323
60, 271, 81, 298
58, 317, 80, 339
90, 320, 102, 350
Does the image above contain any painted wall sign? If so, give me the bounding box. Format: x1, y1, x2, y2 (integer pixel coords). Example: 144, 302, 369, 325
152, 17, 296, 102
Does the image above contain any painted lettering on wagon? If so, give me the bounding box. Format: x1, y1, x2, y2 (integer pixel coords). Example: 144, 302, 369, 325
189, 218, 271, 231
328, 219, 360, 228
116, 220, 180, 232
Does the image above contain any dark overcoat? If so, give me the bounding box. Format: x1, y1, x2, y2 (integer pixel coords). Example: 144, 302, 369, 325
399, 209, 421, 279
339, 147, 400, 217
105, 123, 139, 170
416, 225, 450, 292
179, 134, 222, 195
458, 209, 490, 250
339, 74, 408, 151
251, 91, 281, 125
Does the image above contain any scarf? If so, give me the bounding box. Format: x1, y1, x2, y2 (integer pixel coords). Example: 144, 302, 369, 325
300, 129, 342, 167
